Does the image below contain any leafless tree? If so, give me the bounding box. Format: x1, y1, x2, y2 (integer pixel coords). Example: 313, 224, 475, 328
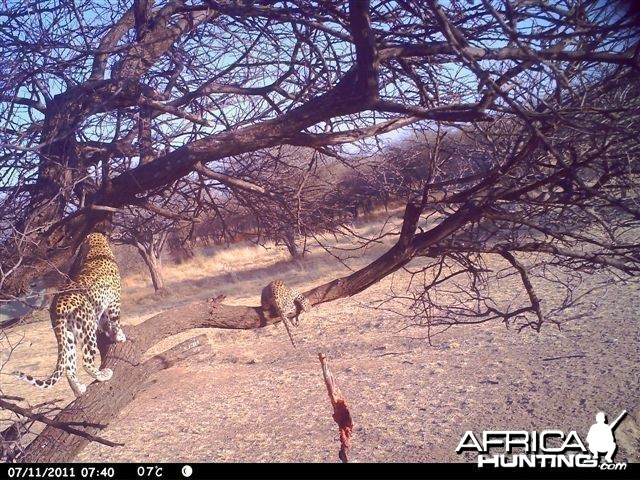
111, 179, 204, 293
0, 0, 639, 461
114, 209, 172, 293
186, 144, 351, 260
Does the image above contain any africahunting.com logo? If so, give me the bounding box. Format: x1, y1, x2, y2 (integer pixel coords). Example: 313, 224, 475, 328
456, 410, 628, 469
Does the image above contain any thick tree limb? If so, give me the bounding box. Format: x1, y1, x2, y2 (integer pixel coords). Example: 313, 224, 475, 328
379, 42, 639, 66
349, 0, 379, 99
18, 334, 211, 462
115, 2, 216, 80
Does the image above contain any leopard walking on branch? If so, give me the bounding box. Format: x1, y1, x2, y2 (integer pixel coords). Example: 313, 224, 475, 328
13, 233, 126, 396
261, 279, 311, 348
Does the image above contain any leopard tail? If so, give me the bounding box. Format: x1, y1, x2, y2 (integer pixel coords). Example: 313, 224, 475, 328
12, 324, 67, 389
274, 293, 297, 349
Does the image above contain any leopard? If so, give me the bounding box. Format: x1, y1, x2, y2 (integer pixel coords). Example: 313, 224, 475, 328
13, 232, 126, 396
260, 279, 311, 348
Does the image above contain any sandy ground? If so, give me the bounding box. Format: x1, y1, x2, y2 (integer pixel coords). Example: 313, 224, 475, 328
1, 215, 639, 463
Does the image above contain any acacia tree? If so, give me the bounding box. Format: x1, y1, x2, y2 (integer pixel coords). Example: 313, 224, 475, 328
112, 178, 205, 292
0, 0, 639, 462
213, 145, 350, 259
115, 208, 172, 293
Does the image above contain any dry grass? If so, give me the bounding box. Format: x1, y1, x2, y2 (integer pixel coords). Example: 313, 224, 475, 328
119, 208, 405, 320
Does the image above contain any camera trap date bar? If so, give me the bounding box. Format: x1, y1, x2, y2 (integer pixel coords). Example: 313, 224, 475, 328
3, 464, 193, 480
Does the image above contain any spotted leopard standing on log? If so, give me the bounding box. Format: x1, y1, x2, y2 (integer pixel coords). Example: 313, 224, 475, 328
261, 279, 311, 348
13, 232, 126, 396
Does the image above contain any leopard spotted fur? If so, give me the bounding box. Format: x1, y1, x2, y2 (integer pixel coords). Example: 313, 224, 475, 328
13, 233, 126, 396
261, 279, 311, 348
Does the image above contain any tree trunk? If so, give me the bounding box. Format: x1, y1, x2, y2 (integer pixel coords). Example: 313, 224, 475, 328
138, 246, 165, 293
283, 227, 303, 262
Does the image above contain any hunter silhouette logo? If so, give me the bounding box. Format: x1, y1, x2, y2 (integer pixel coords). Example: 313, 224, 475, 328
586, 410, 626, 464
456, 409, 629, 469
